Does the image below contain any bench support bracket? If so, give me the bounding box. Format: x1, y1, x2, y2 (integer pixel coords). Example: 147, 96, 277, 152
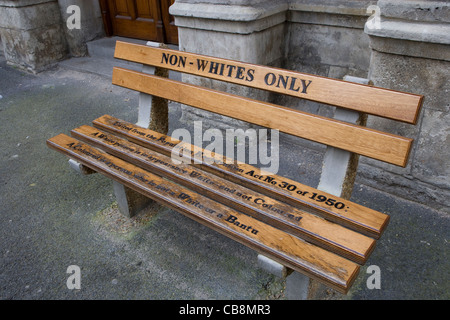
258, 75, 370, 299
116, 41, 170, 217
112, 181, 154, 218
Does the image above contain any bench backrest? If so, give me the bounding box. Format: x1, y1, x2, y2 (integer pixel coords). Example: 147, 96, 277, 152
112, 41, 423, 168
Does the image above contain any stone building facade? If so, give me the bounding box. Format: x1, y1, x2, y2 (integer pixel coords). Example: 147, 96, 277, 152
0, 0, 104, 72
171, 0, 450, 213
0, 0, 449, 213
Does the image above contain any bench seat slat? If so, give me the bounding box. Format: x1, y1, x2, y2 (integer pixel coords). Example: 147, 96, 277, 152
46, 133, 360, 294
71, 125, 376, 264
93, 115, 390, 239
112, 67, 413, 167
114, 41, 423, 124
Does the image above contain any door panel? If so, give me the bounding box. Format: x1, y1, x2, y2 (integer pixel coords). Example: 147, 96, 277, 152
160, 0, 178, 45
135, 0, 152, 18
107, 0, 165, 42
114, 0, 129, 15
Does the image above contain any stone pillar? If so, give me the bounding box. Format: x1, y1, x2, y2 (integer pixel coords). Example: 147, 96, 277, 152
287, 0, 376, 79
170, 0, 288, 129
362, 0, 450, 213
169, 0, 378, 133
57, 0, 105, 57
282, 0, 376, 121
0, 0, 68, 73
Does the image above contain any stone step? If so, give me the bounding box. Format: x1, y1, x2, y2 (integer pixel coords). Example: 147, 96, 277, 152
86, 37, 148, 59
59, 56, 137, 78
59, 37, 148, 78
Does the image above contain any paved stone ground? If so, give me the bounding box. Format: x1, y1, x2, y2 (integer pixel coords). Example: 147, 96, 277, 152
0, 49, 448, 300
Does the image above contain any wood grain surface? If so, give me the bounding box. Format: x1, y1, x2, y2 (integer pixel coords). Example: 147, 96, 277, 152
47, 133, 360, 293
112, 67, 413, 167
93, 115, 390, 239
71, 124, 376, 264
114, 40, 423, 124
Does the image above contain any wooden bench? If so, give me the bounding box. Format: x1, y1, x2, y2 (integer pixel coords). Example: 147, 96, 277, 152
47, 41, 423, 296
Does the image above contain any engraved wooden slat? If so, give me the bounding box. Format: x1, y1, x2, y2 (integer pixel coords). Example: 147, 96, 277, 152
71, 125, 376, 264
93, 115, 390, 239
114, 41, 423, 124
46, 134, 360, 293
112, 67, 413, 167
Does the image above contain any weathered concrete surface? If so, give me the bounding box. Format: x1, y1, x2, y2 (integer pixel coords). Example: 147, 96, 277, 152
170, 0, 450, 214
0, 48, 448, 300
57, 0, 105, 57
363, 0, 450, 214
0, 0, 69, 73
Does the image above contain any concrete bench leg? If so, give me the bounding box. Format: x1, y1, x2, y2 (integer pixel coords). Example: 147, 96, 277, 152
257, 254, 310, 299
68, 160, 153, 218
68, 159, 96, 175
112, 181, 154, 218
258, 75, 371, 299
286, 272, 310, 300
114, 41, 169, 218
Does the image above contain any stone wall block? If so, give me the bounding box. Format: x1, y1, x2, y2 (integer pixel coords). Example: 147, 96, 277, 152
171, 0, 287, 130
0, 0, 69, 72
363, 0, 450, 212
57, 0, 105, 57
